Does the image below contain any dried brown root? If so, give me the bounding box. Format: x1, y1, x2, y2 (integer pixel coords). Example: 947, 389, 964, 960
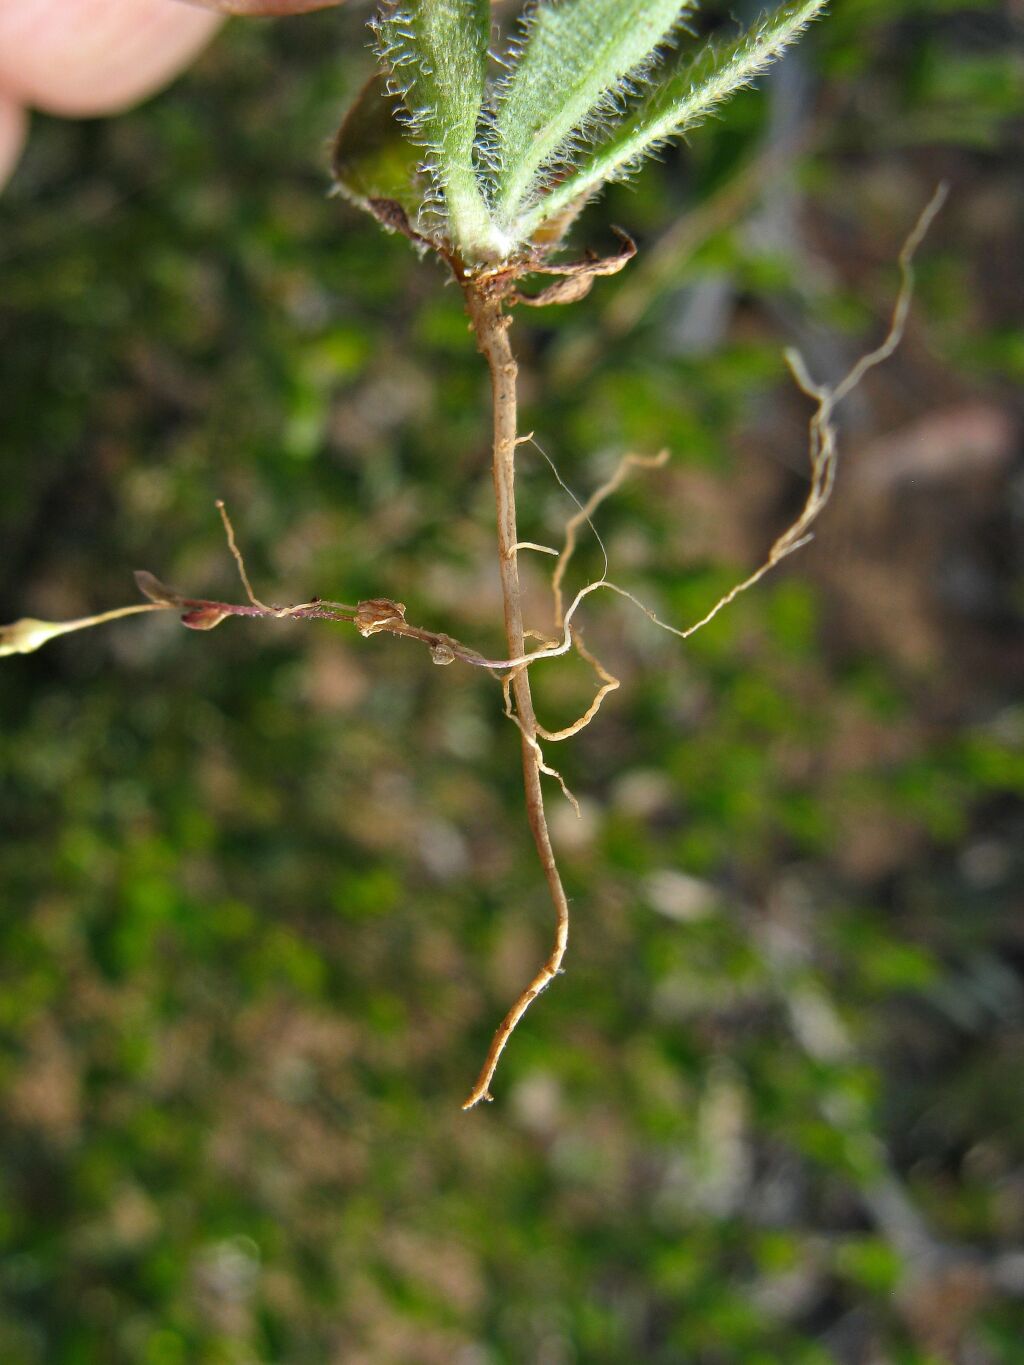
460, 282, 573, 1111
0, 499, 488, 667
551, 447, 670, 630
450, 183, 947, 1111
216, 499, 347, 620
524, 446, 671, 749
535, 631, 620, 743
501, 665, 582, 816
455, 413, 670, 1110
451, 184, 947, 1142
488, 184, 948, 679
3, 187, 946, 1117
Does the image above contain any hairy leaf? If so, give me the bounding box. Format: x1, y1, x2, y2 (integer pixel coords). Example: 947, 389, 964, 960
375, 0, 501, 260
519, 0, 828, 239
493, 0, 690, 231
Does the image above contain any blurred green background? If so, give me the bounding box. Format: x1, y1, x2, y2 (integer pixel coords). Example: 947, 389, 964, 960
1, 2, 1023, 1361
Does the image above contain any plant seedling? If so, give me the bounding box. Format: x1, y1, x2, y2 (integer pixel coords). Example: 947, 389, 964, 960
4, 0, 946, 1109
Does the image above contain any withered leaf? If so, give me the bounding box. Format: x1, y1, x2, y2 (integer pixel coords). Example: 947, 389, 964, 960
532, 227, 637, 279
180, 607, 230, 631
514, 228, 637, 307
514, 274, 598, 307
134, 570, 186, 607
355, 598, 407, 637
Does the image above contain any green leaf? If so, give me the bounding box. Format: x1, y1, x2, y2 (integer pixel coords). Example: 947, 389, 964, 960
331, 71, 426, 223
493, 0, 690, 233
375, 0, 502, 260
519, 0, 828, 239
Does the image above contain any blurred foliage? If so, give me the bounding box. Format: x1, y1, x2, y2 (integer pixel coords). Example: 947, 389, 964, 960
1, 2, 1022, 1362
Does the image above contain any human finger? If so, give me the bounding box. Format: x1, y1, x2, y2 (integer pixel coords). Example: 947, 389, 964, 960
178, 0, 345, 12
0, 0, 222, 119
0, 93, 27, 187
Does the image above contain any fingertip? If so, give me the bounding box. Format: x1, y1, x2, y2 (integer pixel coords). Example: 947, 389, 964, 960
0, 0, 223, 119
0, 94, 27, 191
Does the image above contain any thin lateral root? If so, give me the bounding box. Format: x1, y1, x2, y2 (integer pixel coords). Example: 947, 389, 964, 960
536, 630, 621, 743
216, 498, 274, 612
552, 447, 670, 630
485, 185, 947, 678
512, 541, 560, 557
502, 667, 581, 813
216, 498, 323, 620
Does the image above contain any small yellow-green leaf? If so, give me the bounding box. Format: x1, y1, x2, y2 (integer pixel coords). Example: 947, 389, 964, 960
0, 617, 68, 658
